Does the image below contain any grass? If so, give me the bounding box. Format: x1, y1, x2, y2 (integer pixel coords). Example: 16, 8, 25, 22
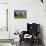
14, 15, 26, 19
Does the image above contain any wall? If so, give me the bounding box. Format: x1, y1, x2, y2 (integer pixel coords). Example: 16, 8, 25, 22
8, 0, 46, 45
0, 0, 8, 3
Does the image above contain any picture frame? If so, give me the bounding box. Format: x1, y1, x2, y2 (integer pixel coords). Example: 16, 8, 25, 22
14, 10, 27, 19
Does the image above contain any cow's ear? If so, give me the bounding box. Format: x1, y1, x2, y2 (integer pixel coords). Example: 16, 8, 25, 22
41, 0, 43, 3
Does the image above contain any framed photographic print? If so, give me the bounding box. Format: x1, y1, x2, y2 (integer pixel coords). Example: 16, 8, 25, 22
14, 10, 27, 19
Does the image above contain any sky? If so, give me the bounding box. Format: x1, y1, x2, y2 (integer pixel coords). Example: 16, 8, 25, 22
14, 10, 26, 14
